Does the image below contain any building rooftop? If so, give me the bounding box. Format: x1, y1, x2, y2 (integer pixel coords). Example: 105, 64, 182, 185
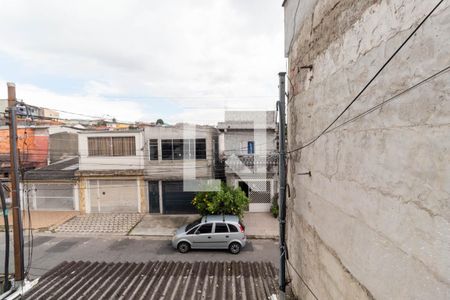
217, 111, 277, 130
79, 129, 143, 134
24, 157, 79, 181
24, 260, 278, 300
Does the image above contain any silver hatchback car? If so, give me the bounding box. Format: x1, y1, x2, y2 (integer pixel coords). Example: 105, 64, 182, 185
172, 215, 246, 254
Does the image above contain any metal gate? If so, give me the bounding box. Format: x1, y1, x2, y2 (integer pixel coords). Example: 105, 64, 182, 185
88, 179, 139, 213
162, 181, 197, 214
239, 180, 272, 212
148, 181, 160, 213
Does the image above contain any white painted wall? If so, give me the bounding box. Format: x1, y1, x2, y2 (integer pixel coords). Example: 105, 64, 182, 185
79, 130, 145, 170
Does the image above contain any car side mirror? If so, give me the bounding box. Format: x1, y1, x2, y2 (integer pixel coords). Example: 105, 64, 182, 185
195, 231, 200, 235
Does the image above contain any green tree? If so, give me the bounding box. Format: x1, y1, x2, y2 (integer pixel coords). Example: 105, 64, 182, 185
192, 184, 249, 219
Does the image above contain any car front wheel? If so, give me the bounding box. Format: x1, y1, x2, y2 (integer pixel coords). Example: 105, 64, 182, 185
229, 242, 241, 254
177, 242, 190, 253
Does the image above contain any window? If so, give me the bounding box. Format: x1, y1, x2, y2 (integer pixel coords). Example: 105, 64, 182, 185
160, 139, 206, 160
215, 223, 229, 233
186, 227, 198, 235
173, 139, 183, 160
196, 139, 206, 159
196, 223, 213, 234
228, 224, 239, 232
161, 139, 173, 160
88, 137, 111, 156
112, 137, 135, 156
247, 141, 255, 154
184, 139, 195, 159
149, 139, 158, 160
88, 136, 136, 156
186, 218, 202, 232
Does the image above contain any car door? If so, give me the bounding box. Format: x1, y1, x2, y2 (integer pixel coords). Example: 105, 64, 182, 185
190, 223, 213, 249
227, 223, 243, 241
211, 222, 230, 249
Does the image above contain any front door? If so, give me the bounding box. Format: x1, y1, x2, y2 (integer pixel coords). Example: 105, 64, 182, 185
148, 181, 160, 213
190, 223, 214, 249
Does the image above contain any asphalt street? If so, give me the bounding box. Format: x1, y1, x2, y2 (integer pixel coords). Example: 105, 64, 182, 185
0, 233, 279, 279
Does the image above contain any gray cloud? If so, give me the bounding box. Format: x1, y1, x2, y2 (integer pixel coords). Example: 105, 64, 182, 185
0, 0, 285, 123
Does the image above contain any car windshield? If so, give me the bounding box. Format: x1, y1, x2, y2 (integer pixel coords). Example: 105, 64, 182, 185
185, 218, 202, 232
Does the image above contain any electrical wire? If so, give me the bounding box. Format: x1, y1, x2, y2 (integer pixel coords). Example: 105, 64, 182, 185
18, 115, 34, 280
0, 180, 11, 292
24, 186, 33, 280
285, 64, 450, 158
287, 0, 444, 154
286, 259, 319, 300
325, 65, 450, 135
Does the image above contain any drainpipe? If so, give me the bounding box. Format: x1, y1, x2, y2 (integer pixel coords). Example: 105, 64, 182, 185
278, 72, 287, 299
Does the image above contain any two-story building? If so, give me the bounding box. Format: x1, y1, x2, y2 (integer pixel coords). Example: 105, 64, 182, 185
217, 111, 278, 212
144, 124, 218, 214
77, 130, 146, 213
76, 125, 218, 214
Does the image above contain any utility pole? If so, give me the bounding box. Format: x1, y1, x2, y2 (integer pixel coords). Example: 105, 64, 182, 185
7, 82, 25, 283
278, 72, 287, 300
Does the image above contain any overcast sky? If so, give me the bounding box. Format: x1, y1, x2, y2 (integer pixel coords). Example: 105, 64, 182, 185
0, 0, 285, 124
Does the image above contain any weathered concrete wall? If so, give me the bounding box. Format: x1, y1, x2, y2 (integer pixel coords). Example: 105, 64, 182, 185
284, 0, 450, 299
49, 132, 78, 163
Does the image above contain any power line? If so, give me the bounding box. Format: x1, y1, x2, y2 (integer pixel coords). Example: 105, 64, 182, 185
22, 183, 224, 191
326, 65, 450, 134
287, 0, 444, 154
98, 95, 275, 99
286, 64, 450, 157
286, 259, 319, 300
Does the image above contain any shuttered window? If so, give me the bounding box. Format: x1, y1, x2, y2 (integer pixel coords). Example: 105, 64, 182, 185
88, 136, 136, 156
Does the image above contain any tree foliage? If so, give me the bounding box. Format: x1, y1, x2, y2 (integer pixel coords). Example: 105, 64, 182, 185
192, 184, 249, 218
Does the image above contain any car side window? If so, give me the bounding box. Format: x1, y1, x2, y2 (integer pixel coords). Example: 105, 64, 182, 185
196, 223, 213, 234
215, 223, 229, 233
228, 224, 239, 232
186, 226, 198, 235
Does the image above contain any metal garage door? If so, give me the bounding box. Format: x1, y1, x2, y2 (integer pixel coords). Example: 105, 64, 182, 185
162, 181, 197, 214
88, 179, 139, 213
32, 183, 75, 211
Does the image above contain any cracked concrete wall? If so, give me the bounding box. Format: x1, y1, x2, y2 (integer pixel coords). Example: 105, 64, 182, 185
283, 0, 450, 299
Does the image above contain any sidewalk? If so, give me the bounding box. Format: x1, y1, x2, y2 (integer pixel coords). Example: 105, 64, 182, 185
55, 213, 144, 235
243, 212, 279, 239
129, 212, 279, 239
129, 214, 199, 237
0, 210, 79, 231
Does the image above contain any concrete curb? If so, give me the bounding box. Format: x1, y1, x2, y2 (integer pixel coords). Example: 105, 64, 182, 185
247, 234, 279, 240
128, 233, 278, 240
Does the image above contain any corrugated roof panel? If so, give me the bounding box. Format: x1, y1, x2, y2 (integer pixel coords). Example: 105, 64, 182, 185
24, 261, 279, 300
